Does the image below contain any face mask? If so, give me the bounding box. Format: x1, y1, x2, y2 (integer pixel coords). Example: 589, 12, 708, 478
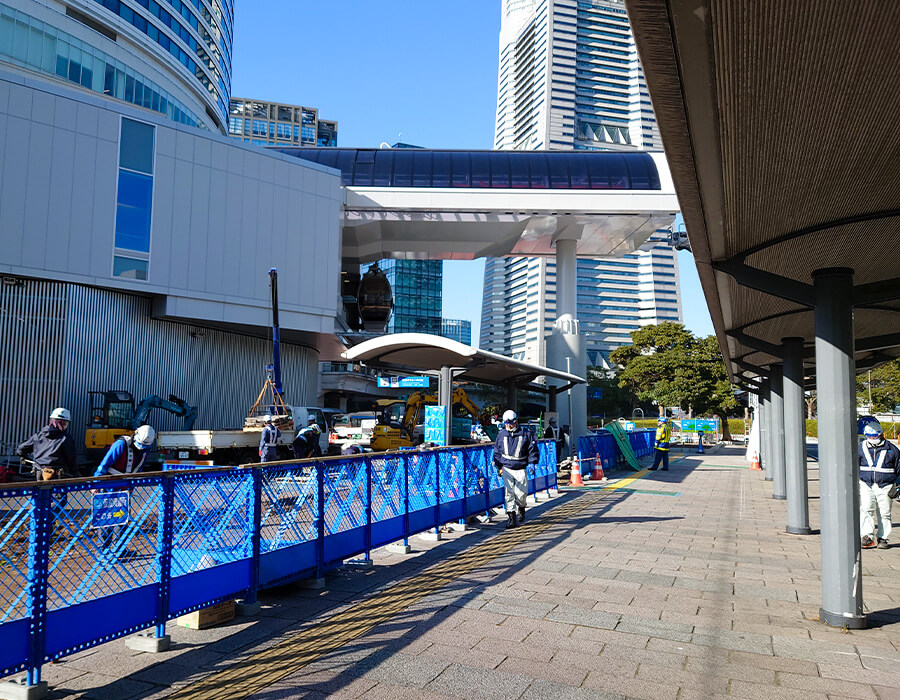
867, 436, 884, 447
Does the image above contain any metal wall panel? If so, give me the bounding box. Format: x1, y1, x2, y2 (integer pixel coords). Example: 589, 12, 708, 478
1, 278, 318, 460
0, 279, 67, 456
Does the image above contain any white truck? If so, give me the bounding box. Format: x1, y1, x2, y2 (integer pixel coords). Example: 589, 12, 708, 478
156, 407, 330, 466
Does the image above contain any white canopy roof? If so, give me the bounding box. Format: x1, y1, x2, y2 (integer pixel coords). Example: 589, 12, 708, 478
342, 333, 585, 389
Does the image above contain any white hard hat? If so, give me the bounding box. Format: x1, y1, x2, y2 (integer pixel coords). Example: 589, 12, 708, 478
502, 410, 517, 423
134, 425, 156, 449
50, 407, 71, 421
263, 414, 273, 423
308, 424, 321, 434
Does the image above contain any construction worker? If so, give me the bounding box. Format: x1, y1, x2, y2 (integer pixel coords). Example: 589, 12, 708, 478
94, 425, 156, 476
18, 407, 77, 480
292, 422, 322, 459
258, 415, 280, 462
493, 410, 539, 529
651, 416, 672, 471
859, 421, 900, 549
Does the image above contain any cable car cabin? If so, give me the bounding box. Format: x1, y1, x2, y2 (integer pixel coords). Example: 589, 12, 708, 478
357, 263, 393, 332
85, 390, 135, 461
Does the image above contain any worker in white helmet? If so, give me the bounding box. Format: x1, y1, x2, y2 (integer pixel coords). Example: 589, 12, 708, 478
18, 407, 77, 480
94, 424, 157, 476
492, 409, 539, 529
258, 415, 281, 462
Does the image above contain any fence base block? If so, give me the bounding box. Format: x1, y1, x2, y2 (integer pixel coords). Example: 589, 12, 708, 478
445, 522, 467, 532
297, 577, 325, 589
0, 678, 49, 700
385, 542, 412, 554
125, 632, 171, 653
419, 530, 442, 542
234, 600, 262, 616
345, 558, 374, 568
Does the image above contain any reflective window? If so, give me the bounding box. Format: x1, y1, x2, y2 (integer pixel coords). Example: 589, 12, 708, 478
114, 117, 154, 280
549, 155, 570, 188
119, 118, 155, 174
391, 151, 413, 187
372, 150, 393, 187
529, 154, 549, 189
567, 154, 590, 188
113, 256, 148, 280
412, 151, 432, 187
509, 155, 530, 188
451, 152, 470, 187
431, 152, 450, 188
489, 152, 510, 188
115, 170, 152, 252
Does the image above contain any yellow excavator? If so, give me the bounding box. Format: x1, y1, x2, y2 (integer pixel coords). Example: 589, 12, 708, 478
369, 387, 491, 451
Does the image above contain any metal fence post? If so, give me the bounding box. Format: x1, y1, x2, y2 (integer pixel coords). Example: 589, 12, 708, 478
459, 449, 468, 526
245, 468, 262, 604
156, 476, 175, 638
26, 486, 51, 686
403, 454, 410, 548
316, 461, 325, 578
433, 450, 441, 534
364, 457, 372, 562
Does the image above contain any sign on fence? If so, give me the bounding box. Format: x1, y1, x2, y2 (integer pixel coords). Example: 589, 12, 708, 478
377, 376, 430, 388
91, 491, 130, 528
424, 405, 447, 446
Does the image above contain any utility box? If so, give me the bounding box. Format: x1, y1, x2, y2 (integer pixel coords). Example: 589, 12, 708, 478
175, 600, 235, 630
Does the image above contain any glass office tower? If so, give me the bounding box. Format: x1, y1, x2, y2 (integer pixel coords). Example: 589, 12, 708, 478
228, 97, 337, 148
0, 0, 234, 133
483, 0, 681, 367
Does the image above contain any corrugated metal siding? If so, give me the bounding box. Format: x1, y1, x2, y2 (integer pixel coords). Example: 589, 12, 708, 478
0, 279, 68, 456
1, 279, 318, 459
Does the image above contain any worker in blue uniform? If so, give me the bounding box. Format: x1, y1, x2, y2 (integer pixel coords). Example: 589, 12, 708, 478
94, 425, 156, 476
258, 415, 280, 462
493, 410, 539, 529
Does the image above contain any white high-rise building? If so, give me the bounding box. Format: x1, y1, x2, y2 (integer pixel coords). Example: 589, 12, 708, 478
483, 0, 681, 368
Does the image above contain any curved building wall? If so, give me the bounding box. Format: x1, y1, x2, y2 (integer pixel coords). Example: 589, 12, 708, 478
0, 279, 319, 458
0, 0, 232, 132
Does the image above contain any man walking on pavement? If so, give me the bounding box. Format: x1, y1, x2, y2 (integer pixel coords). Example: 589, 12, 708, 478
493, 410, 539, 529
651, 415, 672, 471
258, 415, 280, 462
859, 421, 900, 549
18, 407, 77, 480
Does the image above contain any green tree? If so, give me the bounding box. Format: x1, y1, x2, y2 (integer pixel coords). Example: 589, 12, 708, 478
856, 361, 900, 413
610, 323, 738, 439
586, 367, 653, 423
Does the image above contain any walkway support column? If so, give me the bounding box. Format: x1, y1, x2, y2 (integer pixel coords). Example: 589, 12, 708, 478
783, 337, 811, 534
760, 378, 772, 481
770, 366, 786, 500
439, 365, 452, 446
547, 233, 587, 456
814, 268, 864, 629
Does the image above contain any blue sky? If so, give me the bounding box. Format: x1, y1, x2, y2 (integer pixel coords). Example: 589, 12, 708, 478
231, 1, 714, 344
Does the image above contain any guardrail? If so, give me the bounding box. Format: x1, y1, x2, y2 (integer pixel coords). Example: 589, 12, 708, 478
0, 441, 557, 686
577, 429, 655, 470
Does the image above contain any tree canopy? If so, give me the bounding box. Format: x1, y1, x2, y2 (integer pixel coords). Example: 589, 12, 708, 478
609, 323, 738, 437
856, 361, 900, 413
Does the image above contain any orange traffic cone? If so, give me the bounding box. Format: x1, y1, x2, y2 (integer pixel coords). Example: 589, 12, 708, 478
592, 454, 607, 481
750, 451, 761, 471
569, 457, 584, 486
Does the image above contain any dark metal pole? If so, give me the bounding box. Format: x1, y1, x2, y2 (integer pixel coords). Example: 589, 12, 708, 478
783, 337, 811, 535
814, 268, 864, 629
268, 268, 284, 405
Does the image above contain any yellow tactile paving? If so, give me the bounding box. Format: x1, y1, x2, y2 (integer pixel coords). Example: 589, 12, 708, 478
166, 490, 605, 700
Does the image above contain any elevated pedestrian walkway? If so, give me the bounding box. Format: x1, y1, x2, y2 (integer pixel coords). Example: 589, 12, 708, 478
14, 447, 900, 700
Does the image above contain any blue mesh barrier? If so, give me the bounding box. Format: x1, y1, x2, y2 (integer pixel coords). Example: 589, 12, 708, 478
0, 440, 557, 682
578, 429, 655, 470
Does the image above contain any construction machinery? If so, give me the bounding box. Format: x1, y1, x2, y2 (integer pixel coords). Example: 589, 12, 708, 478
84, 391, 198, 461
369, 387, 491, 451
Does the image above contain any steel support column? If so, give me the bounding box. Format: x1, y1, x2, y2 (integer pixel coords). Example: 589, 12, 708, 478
439, 365, 452, 445
783, 338, 811, 534
770, 366, 787, 500
814, 268, 865, 629
760, 378, 772, 481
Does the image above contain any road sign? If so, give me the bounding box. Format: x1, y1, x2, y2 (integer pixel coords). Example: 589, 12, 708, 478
377, 376, 430, 388
624, 422, 636, 432
588, 388, 603, 399
91, 491, 130, 528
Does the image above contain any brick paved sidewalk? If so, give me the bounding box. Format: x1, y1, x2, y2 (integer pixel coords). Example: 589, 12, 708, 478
20, 446, 900, 700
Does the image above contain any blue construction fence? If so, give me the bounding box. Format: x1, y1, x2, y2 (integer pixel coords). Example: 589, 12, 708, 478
577, 429, 655, 473
0, 441, 557, 685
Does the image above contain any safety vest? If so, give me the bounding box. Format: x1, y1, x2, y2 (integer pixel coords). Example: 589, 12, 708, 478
501, 434, 526, 462
860, 441, 898, 486
655, 424, 671, 451
106, 437, 146, 474
262, 425, 280, 447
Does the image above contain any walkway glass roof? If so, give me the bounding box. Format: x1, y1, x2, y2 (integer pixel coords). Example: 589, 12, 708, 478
277, 148, 662, 190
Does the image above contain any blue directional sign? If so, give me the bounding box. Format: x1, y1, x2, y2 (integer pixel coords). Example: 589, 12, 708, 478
91, 492, 130, 529
377, 376, 430, 388
424, 405, 447, 446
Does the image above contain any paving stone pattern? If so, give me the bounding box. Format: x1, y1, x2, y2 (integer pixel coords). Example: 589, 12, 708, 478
17, 446, 900, 699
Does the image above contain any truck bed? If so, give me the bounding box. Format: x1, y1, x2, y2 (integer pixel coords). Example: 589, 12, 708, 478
157, 429, 295, 450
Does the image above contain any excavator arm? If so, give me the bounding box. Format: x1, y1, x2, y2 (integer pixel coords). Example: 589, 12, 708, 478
132, 394, 199, 430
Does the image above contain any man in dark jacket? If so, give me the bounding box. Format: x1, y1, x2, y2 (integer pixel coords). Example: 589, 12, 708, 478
493, 410, 539, 529
859, 421, 900, 549
18, 407, 77, 480
292, 423, 322, 459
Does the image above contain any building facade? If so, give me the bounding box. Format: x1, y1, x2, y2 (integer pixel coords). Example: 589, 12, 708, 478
0, 60, 341, 458
441, 319, 472, 346
0, 0, 234, 133
484, 0, 680, 367
228, 97, 337, 148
